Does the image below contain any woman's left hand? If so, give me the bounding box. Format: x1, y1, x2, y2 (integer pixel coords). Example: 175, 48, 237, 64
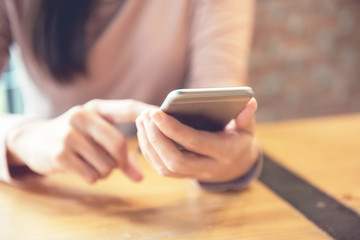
135, 98, 260, 183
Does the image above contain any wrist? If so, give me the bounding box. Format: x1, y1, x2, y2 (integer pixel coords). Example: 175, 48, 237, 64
198, 151, 263, 192
198, 139, 263, 192
5, 119, 42, 167
5, 125, 26, 167
206, 138, 261, 183
231, 138, 261, 181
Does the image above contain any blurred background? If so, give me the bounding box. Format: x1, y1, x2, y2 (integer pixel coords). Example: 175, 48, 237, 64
1, 0, 360, 122
249, 0, 360, 122
0, 56, 23, 114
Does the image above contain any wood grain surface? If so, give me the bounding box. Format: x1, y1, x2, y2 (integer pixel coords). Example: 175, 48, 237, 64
2, 115, 355, 239
256, 114, 360, 214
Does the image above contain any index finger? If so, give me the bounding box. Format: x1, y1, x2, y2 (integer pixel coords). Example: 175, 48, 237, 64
74, 111, 142, 181
68, 108, 128, 168
84, 99, 158, 124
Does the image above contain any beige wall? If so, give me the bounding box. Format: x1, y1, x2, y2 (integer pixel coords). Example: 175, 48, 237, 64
249, 0, 360, 122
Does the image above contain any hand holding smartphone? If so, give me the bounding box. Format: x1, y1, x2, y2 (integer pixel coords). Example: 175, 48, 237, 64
160, 87, 254, 131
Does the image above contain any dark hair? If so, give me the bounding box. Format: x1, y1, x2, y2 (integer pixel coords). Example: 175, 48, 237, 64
28, 0, 95, 83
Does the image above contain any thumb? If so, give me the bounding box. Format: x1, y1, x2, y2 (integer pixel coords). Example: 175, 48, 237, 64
233, 97, 257, 133
84, 99, 157, 124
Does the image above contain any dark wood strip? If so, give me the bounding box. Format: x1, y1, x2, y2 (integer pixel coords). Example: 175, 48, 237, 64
259, 154, 360, 240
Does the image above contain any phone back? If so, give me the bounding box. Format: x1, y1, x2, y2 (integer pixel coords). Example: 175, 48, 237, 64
161, 87, 253, 131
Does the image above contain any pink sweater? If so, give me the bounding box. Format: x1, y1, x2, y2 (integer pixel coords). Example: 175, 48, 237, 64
0, 0, 254, 184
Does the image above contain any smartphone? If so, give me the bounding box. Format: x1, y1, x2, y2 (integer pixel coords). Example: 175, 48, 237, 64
160, 86, 254, 131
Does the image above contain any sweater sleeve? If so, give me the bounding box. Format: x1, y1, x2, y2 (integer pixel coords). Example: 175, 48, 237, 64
186, 0, 260, 191
0, 0, 14, 183
0, 0, 11, 73
185, 0, 255, 88
0, 1, 41, 185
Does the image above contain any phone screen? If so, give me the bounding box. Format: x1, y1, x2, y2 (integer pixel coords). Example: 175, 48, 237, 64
168, 112, 225, 131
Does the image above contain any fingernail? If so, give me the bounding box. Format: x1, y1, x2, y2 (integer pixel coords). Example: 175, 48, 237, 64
150, 110, 163, 124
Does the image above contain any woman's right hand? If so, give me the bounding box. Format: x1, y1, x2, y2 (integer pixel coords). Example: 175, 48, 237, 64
5, 99, 155, 183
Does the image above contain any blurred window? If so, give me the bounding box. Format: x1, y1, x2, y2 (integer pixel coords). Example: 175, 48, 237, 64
0, 55, 24, 114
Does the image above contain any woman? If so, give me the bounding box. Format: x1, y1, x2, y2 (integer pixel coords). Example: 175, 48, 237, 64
0, 0, 261, 191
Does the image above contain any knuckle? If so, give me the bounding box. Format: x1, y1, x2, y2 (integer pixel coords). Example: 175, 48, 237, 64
68, 105, 87, 124
53, 150, 69, 168
70, 105, 85, 115
62, 129, 75, 144
84, 99, 101, 111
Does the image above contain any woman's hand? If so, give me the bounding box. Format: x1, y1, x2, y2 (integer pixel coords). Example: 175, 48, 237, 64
5, 99, 155, 183
136, 98, 260, 183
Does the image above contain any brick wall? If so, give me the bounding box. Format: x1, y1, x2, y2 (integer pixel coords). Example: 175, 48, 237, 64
249, 0, 360, 122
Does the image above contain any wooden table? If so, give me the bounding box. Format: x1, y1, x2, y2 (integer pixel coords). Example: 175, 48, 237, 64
1, 114, 359, 239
